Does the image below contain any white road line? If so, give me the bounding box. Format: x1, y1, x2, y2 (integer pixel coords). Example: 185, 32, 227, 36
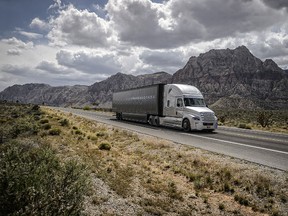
182, 133, 288, 155
219, 130, 288, 143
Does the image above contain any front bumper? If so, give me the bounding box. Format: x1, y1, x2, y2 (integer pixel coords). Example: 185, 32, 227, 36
194, 121, 218, 130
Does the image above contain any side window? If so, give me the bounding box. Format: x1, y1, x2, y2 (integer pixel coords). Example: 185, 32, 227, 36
177, 98, 183, 107
167, 100, 170, 107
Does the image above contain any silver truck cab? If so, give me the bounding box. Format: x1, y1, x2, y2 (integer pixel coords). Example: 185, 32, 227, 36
161, 84, 218, 131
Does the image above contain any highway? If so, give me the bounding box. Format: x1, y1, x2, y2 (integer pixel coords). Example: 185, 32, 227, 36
53, 107, 288, 171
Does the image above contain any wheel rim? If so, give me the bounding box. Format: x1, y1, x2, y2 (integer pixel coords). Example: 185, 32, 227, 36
183, 120, 190, 131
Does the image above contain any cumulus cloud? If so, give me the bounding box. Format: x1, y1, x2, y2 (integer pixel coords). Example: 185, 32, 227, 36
261, 0, 288, 10
139, 50, 185, 67
36, 61, 75, 75
105, 0, 287, 50
7, 49, 21, 56
106, 0, 174, 49
1, 37, 34, 49
47, 5, 114, 47
0, 63, 97, 90
56, 50, 121, 74
1, 64, 34, 77
30, 18, 50, 31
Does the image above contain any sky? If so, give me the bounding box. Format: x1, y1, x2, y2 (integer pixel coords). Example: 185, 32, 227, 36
0, 0, 288, 91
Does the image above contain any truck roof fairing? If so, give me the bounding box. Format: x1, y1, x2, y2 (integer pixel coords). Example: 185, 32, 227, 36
168, 84, 203, 98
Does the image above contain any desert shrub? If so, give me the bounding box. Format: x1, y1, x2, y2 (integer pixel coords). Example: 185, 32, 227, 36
256, 111, 273, 128
39, 119, 49, 124
0, 141, 90, 215
59, 118, 69, 127
75, 129, 82, 135
42, 123, 52, 130
96, 131, 106, 137
218, 115, 226, 123
49, 128, 61, 136
31, 104, 40, 111
34, 115, 41, 121
238, 123, 251, 129
219, 203, 225, 210
83, 106, 91, 111
99, 142, 111, 151
7, 118, 39, 139
167, 181, 183, 200
234, 194, 249, 206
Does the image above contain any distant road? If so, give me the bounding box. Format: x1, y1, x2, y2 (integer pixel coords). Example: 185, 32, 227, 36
53, 107, 288, 171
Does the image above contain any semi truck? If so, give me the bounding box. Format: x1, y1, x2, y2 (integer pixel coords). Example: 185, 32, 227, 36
112, 84, 218, 132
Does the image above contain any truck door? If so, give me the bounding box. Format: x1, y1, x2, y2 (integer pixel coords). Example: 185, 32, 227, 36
175, 97, 184, 118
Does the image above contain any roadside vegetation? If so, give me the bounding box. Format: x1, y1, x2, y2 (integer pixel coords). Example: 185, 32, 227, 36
1, 102, 287, 215
214, 109, 288, 133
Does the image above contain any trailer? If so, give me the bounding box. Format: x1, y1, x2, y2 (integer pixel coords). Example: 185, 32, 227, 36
112, 84, 218, 131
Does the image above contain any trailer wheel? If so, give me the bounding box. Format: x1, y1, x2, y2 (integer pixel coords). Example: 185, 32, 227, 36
183, 119, 191, 132
148, 115, 153, 125
116, 112, 122, 120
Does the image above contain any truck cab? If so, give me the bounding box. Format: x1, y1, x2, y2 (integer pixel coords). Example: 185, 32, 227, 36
161, 84, 218, 131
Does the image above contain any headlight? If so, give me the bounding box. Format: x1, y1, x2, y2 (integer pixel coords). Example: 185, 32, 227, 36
192, 116, 200, 121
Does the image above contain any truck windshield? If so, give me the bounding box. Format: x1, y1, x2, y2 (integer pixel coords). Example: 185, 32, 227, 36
184, 98, 206, 107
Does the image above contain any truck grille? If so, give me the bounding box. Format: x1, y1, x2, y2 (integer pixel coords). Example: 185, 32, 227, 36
200, 112, 215, 121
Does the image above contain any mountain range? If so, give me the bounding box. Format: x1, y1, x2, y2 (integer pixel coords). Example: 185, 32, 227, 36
1, 46, 287, 109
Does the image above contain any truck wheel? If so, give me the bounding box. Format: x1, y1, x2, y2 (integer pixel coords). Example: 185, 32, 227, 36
183, 119, 191, 132
154, 116, 160, 126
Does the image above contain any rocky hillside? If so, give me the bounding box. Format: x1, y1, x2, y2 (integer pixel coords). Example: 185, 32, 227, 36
88, 72, 172, 107
0, 46, 287, 109
0, 72, 172, 108
0, 83, 91, 107
172, 46, 288, 109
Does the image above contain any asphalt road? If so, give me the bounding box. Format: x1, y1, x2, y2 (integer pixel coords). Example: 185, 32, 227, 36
53, 107, 288, 171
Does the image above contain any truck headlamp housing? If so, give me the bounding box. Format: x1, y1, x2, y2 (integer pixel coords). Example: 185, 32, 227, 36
192, 116, 201, 121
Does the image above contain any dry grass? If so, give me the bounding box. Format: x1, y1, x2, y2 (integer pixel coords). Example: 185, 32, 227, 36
39, 107, 288, 216
215, 108, 288, 134
3, 102, 285, 215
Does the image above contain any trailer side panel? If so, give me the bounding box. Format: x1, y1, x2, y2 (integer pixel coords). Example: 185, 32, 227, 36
112, 84, 164, 117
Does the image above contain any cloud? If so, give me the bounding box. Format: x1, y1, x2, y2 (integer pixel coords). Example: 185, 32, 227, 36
47, 5, 114, 47
168, 0, 286, 40
36, 61, 75, 75
48, 0, 63, 10
1, 37, 34, 49
261, 0, 288, 10
105, 0, 198, 49
139, 50, 185, 67
1, 64, 34, 77
56, 50, 121, 74
106, 0, 287, 49
106, 0, 168, 48
30, 17, 50, 31
7, 49, 21, 56
1, 62, 103, 90
18, 30, 43, 39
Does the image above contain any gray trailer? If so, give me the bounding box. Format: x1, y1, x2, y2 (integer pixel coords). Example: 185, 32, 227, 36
112, 84, 164, 123
112, 84, 218, 131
